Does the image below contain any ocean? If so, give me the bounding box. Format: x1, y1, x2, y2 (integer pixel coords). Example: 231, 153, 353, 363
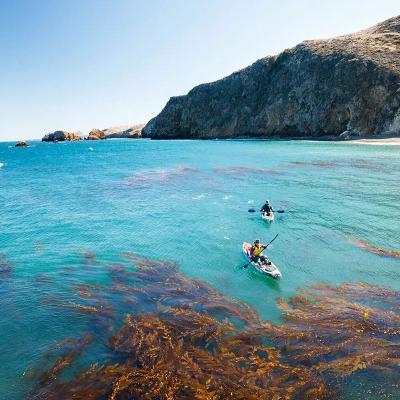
0, 139, 399, 399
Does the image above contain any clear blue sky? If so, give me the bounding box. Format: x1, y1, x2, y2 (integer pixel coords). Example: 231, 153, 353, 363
0, 0, 399, 141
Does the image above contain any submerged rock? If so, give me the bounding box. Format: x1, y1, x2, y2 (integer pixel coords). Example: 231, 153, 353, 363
102, 124, 144, 139
143, 15, 400, 139
86, 129, 105, 140
15, 141, 28, 147
42, 131, 81, 142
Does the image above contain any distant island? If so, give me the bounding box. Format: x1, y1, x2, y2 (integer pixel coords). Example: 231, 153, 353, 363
41, 124, 144, 142
142, 15, 400, 140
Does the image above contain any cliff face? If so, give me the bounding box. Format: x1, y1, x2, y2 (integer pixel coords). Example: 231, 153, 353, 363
143, 16, 400, 139
102, 124, 144, 138
87, 129, 106, 140
42, 131, 81, 142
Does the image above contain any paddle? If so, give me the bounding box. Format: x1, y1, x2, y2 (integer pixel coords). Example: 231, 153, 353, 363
243, 233, 279, 268
248, 208, 285, 213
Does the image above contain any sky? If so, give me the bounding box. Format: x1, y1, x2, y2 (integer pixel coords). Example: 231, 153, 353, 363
0, 0, 399, 141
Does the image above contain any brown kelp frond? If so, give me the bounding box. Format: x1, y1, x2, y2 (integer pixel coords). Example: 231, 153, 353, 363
259, 284, 400, 378
121, 252, 179, 276
61, 301, 115, 316
122, 166, 199, 188
29, 334, 93, 397
347, 236, 400, 258
30, 253, 399, 399
105, 311, 331, 400
160, 307, 236, 344
32, 304, 332, 399
282, 160, 340, 169
313, 281, 400, 310
0, 253, 13, 278
113, 254, 260, 326
316, 346, 400, 376
79, 249, 97, 266
213, 166, 283, 175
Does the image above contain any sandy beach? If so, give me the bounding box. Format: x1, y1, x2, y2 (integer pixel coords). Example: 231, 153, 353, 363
346, 137, 400, 145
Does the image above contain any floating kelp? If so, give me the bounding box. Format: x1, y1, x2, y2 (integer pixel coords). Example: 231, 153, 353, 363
282, 160, 340, 169
0, 253, 13, 279
282, 159, 386, 172
122, 166, 199, 188
213, 166, 282, 175
349, 159, 387, 172
348, 237, 400, 258
79, 249, 97, 266
312, 282, 400, 310
258, 283, 400, 379
29, 312, 330, 400
29, 334, 94, 398
28, 254, 400, 399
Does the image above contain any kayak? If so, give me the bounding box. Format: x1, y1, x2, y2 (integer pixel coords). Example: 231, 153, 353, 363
242, 242, 282, 279
261, 211, 274, 222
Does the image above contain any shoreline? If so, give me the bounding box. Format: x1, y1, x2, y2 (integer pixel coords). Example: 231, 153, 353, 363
3, 134, 400, 145
342, 137, 400, 145
146, 133, 400, 144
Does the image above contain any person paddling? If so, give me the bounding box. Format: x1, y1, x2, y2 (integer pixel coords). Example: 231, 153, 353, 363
260, 200, 273, 216
250, 239, 271, 265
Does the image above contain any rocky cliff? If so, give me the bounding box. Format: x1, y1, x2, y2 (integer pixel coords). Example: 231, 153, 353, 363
87, 129, 106, 140
42, 130, 81, 142
102, 124, 144, 138
143, 16, 400, 139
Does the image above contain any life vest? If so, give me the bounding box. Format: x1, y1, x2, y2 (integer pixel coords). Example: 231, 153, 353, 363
252, 245, 263, 257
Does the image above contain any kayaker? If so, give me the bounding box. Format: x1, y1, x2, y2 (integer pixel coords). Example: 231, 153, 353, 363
260, 200, 273, 215
250, 239, 270, 264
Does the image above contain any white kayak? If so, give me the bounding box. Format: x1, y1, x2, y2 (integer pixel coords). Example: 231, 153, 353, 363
242, 242, 282, 279
261, 211, 274, 222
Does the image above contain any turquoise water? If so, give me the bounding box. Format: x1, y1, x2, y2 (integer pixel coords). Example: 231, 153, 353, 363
0, 139, 399, 398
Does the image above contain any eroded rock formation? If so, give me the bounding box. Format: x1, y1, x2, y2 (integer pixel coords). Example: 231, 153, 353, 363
42, 131, 81, 142
87, 129, 106, 140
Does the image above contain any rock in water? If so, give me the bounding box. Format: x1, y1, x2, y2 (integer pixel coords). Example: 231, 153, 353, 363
86, 129, 105, 140
42, 131, 81, 142
143, 15, 400, 139
102, 124, 144, 139
15, 141, 29, 147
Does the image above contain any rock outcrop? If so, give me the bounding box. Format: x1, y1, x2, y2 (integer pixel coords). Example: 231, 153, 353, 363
143, 16, 400, 139
102, 124, 144, 139
42, 131, 81, 142
87, 129, 106, 140
15, 141, 28, 147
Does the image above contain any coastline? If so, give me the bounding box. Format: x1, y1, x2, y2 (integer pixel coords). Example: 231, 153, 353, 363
145, 133, 400, 144
343, 137, 400, 145
4, 133, 400, 145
